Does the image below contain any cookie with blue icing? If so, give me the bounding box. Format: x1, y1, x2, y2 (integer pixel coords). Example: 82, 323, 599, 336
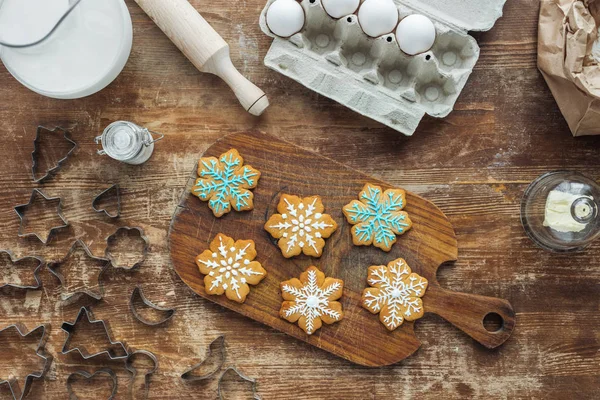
192, 149, 261, 218
342, 183, 413, 252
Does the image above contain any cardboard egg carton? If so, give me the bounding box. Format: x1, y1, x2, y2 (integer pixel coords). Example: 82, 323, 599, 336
259, 0, 506, 135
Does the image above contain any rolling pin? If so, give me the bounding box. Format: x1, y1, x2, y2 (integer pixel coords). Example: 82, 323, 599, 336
134, 0, 269, 116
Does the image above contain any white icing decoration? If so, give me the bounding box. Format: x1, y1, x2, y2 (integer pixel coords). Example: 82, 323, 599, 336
282, 269, 342, 335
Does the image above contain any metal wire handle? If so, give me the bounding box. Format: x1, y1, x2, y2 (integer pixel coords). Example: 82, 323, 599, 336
0, 0, 83, 48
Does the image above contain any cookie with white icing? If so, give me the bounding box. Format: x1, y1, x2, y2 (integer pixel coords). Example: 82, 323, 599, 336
342, 183, 412, 252
362, 258, 428, 331
265, 194, 338, 258
196, 233, 267, 303
192, 149, 261, 218
280, 266, 344, 335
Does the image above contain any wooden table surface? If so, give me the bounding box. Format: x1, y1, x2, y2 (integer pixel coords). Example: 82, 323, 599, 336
0, 0, 598, 399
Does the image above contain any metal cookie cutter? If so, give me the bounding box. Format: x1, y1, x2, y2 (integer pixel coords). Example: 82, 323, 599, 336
31, 125, 77, 183
47, 240, 109, 301
126, 350, 158, 400
217, 367, 262, 400
130, 286, 176, 326
0, 324, 53, 400
92, 184, 121, 218
105, 227, 149, 270
61, 307, 129, 360
0, 250, 44, 290
14, 189, 69, 244
66, 368, 117, 400
181, 335, 226, 383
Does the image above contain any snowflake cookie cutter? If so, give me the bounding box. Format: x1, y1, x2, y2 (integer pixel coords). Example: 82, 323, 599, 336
61, 307, 129, 360
280, 266, 344, 335
125, 350, 158, 400
14, 189, 69, 245
0, 250, 44, 290
47, 239, 110, 301
92, 184, 121, 218
217, 367, 262, 400
362, 258, 429, 331
342, 183, 413, 252
130, 286, 176, 326
66, 368, 118, 400
31, 125, 77, 183
105, 227, 149, 270
181, 335, 226, 383
0, 324, 53, 400
192, 148, 261, 218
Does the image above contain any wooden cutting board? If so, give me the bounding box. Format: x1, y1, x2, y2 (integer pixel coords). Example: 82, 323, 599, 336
169, 132, 515, 367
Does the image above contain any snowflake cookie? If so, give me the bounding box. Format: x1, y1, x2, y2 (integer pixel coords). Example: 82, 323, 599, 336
196, 233, 267, 303
192, 149, 261, 218
362, 258, 428, 331
342, 183, 413, 252
264, 194, 338, 258
280, 266, 344, 335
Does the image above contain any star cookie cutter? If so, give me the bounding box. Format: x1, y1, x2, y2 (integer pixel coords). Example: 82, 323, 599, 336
181, 335, 226, 383
66, 368, 118, 400
31, 125, 77, 183
130, 286, 176, 326
125, 350, 158, 400
0, 250, 44, 290
0, 324, 53, 400
61, 307, 129, 360
14, 189, 69, 244
92, 184, 121, 218
217, 367, 262, 400
105, 227, 149, 270
47, 240, 109, 301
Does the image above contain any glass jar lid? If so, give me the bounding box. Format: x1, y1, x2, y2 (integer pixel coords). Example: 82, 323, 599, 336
100, 121, 146, 161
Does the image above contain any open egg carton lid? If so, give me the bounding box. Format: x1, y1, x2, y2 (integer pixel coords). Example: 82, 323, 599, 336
259, 0, 506, 136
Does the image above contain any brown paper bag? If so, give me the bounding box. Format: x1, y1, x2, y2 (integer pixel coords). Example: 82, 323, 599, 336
538, 0, 600, 136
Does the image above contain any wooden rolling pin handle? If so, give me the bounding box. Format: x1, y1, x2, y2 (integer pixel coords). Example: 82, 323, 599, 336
202, 47, 269, 116
134, 0, 269, 116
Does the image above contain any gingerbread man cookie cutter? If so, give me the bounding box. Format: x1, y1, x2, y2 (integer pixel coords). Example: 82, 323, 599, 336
14, 189, 69, 244
92, 184, 121, 218
0, 324, 53, 400
66, 368, 118, 400
129, 286, 176, 326
60, 307, 129, 360
0, 250, 44, 290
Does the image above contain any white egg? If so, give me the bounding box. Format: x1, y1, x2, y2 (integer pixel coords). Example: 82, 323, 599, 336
396, 14, 437, 56
322, 0, 360, 19
266, 0, 305, 38
358, 0, 399, 38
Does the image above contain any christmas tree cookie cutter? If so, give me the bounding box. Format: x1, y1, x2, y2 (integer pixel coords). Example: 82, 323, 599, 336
0, 324, 53, 400
47, 240, 110, 301
60, 307, 129, 360
14, 189, 69, 244
0, 250, 44, 290
105, 227, 149, 270
180, 335, 225, 383
66, 368, 118, 400
92, 184, 121, 218
31, 125, 77, 183
129, 286, 176, 326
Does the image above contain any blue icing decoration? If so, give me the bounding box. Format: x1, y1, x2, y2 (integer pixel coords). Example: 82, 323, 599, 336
343, 184, 412, 251
193, 150, 260, 217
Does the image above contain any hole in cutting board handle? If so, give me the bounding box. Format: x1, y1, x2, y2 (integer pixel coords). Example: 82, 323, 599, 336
483, 312, 504, 333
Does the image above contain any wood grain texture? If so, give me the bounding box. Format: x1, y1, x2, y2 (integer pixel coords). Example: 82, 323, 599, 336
0, 0, 598, 398
170, 131, 515, 366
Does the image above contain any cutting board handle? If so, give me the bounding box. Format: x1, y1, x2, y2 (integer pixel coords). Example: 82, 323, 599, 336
424, 286, 515, 349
